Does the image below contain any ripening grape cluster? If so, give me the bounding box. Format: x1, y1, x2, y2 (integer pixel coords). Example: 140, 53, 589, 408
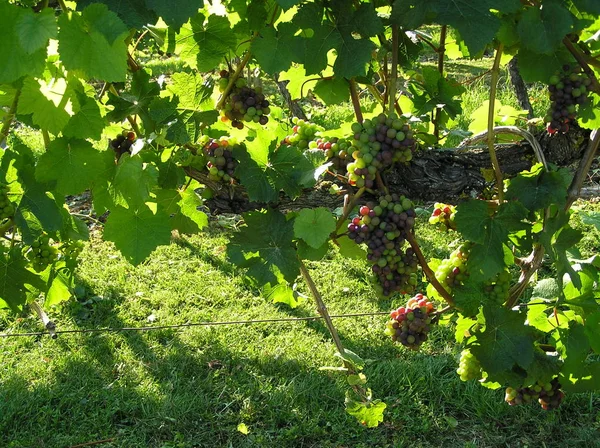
0, 183, 15, 221
545, 64, 591, 134
110, 131, 136, 160
283, 118, 323, 150
203, 137, 240, 183
26, 234, 58, 272
218, 70, 270, 129
385, 293, 436, 349
346, 113, 415, 189
456, 349, 482, 381
505, 378, 564, 410
429, 203, 456, 231
348, 194, 418, 296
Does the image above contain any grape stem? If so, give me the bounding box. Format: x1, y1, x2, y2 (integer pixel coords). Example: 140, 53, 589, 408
42, 130, 50, 149
433, 25, 447, 141
487, 43, 505, 203
389, 25, 399, 116
334, 187, 365, 233
375, 171, 388, 195
367, 84, 402, 116
299, 259, 346, 356
566, 129, 599, 208
405, 231, 455, 307
349, 79, 363, 123
563, 37, 600, 95
56, 0, 68, 12
216, 51, 253, 111
0, 86, 22, 146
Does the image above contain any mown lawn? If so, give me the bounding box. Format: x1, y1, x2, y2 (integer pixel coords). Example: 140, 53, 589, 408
1, 215, 599, 448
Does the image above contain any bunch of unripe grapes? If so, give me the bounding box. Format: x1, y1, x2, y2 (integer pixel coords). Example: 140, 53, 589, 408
545, 64, 591, 134
346, 113, 415, 189
283, 118, 323, 150
385, 293, 436, 349
203, 137, 240, 183
61, 240, 84, 260
456, 349, 482, 381
347, 194, 418, 296
26, 234, 58, 272
0, 183, 15, 221
218, 70, 270, 129
110, 131, 136, 160
505, 378, 564, 410
429, 203, 456, 231
483, 268, 511, 304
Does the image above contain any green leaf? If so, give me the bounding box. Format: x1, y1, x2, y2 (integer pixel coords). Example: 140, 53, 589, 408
350, 3, 384, 37
45, 269, 73, 307
17, 77, 71, 135
572, 0, 600, 14
177, 186, 208, 233
36, 139, 104, 196
532, 278, 560, 300
107, 69, 161, 130
335, 348, 365, 370
517, 2, 573, 55
104, 204, 172, 265
344, 397, 385, 428
470, 307, 537, 380
313, 78, 349, 105
252, 25, 297, 74
17, 7, 57, 54
584, 312, 600, 354
336, 235, 367, 260
505, 164, 569, 212
146, 0, 204, 30
517, 47, 573, 83
177, 13, 237, 72
0, 3, 47, 83
453, 281, 486, 317
77, 0, 158, 30
293, 208, 336, 249
112, 154, 157, 208
227, 209, 300, 286
58, 4, 129, 82
454, 315, 476, 343
578, 94, 600, 130
579, 210, 600, 230
0, 248, 46, 312
333, 35, 375, 79
390, 0, 430, 30
409, 67, 465, 118
297, 240, 329, 261
276, 0, 300, 10
526, 299, 554, 332
63, 89, 106, 141
263, 281, 304, 308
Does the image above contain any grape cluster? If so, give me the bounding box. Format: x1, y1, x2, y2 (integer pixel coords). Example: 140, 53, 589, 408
61, 240, 84, 260
218, 70, 270, 129
545, 64, 591, 134
0, 183, 15, 221
456, 349, 482, 381
26, 234, 58, 272
385, 293, 436, 349
429, 203, 456, 231
348, 194, 418, 296
505, 378, 564, 410
110, 131, 136, 160
283, 118, 323, 150
204, 137, 240, 183
346, 113, 415, 189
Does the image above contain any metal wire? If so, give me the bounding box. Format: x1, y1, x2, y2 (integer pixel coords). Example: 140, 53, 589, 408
0, 311, 390, 338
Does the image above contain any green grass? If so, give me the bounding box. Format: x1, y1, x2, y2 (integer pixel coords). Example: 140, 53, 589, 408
1, 218, 599, 448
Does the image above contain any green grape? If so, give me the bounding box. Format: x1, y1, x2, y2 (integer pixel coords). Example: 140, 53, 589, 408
26, 233, 58, 272
456, 349, 482, 381
0, 183, 15, 222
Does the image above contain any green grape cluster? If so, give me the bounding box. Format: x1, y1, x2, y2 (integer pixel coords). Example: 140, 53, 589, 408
483, 268, 511, 304
218, 70, 270, 129
385, 293, 436, 349
61, 240, 84, 260
283, 118, 323, 150
348, 194, 418, 296
505, 378, 564, 410
0, 183, 15, 221
545, 64, 591, 134
429, 203, 456, 231
26, 234, 58, 272
203, 137, 241, 184
346, 113, 415, 189
456, 349, 482, 381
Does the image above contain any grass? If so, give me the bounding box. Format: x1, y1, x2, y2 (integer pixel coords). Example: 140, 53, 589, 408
1, 216, 599, 448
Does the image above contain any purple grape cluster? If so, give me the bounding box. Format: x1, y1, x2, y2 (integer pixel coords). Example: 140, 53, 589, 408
218, 71, 270, 129
545, 64, 591, 134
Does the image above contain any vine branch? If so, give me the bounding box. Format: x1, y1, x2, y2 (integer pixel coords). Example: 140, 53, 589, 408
0, 86, 22, 146
566, 129, 600, 208
487, 43, 505, 202
389, 25, 399, 116
348, 79, 363, 123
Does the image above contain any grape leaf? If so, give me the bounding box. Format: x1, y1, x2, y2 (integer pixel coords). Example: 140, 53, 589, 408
294, 208, 336, 249
156, 186, 208, 234
572, 0, 600, 15
344, 397, 386, 428
252, 25, 297, 74
517, 47, 573, 83
17, 77, 71, 136
390, 0, 431, 30
0, 3, 47, 83
517, 2, 573, 55
112, 154, 157, 208
58, 4, 129, 82
0, 248, 46, 312
146, 0, 204, 30
227, 209, 300, 286
333, 34, 375, 79
35, 138, 104, 196
578, 94, 600, 130
294, 19, 341, 75
505, 164, 570, 212
409, 67, 465, 118
104, 204, 172, 265
470, 306, 537, 380
45, 269, 73, 308
177, 13, 237, 72
276, 0, 300, 10
349, 3, 384, 37
584, 312, 600, 354
263, 281, 304, 308
313, 78, 349, 105
63, 88, 106, 141
16, 7, 57, 54
532, 278, 560, 300
526, 299, 554, 332
336, 235, 366, 260
297, 240, 329, 261
77, 0, 158, 30
453, 281, 486, 317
